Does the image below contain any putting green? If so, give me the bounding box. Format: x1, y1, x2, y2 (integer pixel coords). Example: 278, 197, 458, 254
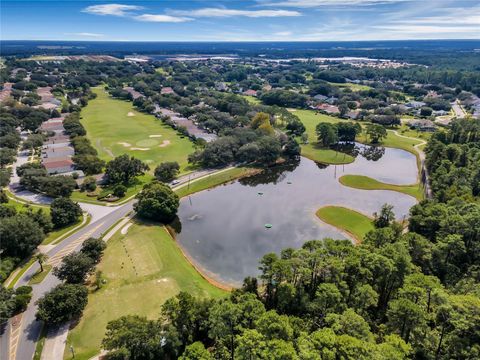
316, 205, 374, 243
135, 139, 158, 147
81, 87, 195, 172
65, 221, 226, 360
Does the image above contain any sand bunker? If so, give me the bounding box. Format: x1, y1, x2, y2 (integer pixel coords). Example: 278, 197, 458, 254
130, 147, 150, 151
159, 140, 171, 147
127, 112, 135, 117
149, 134, 163, 138
118, 142, 132, 147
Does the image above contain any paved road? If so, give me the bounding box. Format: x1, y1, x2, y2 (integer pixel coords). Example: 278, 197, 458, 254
451, 101, 466, 119
1, 166, 231, 360
1, 201, 134, 360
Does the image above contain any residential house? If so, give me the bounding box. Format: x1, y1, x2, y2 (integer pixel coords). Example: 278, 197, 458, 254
408, 119, 436, 132
243, 89, 258, 97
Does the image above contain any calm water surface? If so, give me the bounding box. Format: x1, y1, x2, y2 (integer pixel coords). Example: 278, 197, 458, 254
176, 146, 418, 286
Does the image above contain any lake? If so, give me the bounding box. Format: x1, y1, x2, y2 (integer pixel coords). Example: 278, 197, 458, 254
176, 145, 418, 286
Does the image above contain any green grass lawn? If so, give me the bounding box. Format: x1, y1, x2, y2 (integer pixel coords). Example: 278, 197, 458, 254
240, 95, 261, 105
4, 190, 49, 213
65, 221, 226, 360
81, 87, 195, 172
28, 265, 52, 285
316, 206, 374, 243
175, 167, 257, 198
292, 109, 355, 164
329, 82, 372, 91
339, 175, 423, 201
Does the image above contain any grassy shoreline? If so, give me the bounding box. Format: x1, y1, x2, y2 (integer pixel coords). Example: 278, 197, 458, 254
65, 221, 226, 360
339, 175, 423, 201
316, 205, 374, 243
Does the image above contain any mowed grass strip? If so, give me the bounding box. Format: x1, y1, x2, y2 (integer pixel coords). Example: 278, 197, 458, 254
81, 87, 195, 171
175, 167, 259, 198
292, 109, 355, 165
339, 174, 423, 201
66, 221, 226, 360
316, 206, 374, 243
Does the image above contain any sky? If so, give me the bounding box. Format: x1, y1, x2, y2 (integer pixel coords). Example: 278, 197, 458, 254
1, 0, 479, 42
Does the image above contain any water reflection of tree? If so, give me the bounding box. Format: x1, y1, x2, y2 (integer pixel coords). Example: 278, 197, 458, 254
169, 216, 182, 234
332, 142, 385, 162
239, 159, 300, 186
361, 145, 385, 161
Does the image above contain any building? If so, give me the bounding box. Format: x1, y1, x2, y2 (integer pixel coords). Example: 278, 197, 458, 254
405, 101, 427, 109
408, 119, 436, 132
124, 87, 144, 100
243, 89, 258, 97
315, 103, 340, 115
313, 94, 328, 102
346, 110, 361, 120
161, 87, 175, 95
43, 158, 75, 175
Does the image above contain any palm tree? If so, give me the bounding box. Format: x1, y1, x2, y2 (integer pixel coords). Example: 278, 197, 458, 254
36, 253, 48, 272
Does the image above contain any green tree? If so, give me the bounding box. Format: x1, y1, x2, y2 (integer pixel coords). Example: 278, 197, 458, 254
366, 124, 387, 144
102, 315, 163, 359
105, 154, 149, 184
35, 283, 88, 325
53, 252, 95, 284
154, 161, 180, 183
316, 123, 338, 147
134, 181, 180, 223
36, 253, 48, 272
373, 204, 396, 228
50, 197, 82, 228
80, 238, 106, 264
0, 214, 44, 257
179, 342, 213, 360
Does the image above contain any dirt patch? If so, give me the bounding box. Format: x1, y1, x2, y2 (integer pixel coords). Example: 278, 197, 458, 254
130, 147, 150, 151
149, 134, 162, 138
159, 140, 171, 148
117, 142, 131, 147
127, 112, 135, 117
121, 222, 132, 235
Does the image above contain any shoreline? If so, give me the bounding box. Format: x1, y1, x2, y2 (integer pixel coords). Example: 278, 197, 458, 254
164, 225, 235, 291
315, 205, 374, 245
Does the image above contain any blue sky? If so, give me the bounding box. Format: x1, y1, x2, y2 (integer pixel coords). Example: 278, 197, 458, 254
1, 0, 479, 41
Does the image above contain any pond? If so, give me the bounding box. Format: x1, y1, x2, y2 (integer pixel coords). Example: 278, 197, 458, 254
176, 145, 418, 286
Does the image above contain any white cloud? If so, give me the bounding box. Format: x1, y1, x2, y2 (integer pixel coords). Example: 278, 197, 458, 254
172, 8, 301, 18
82, 4, 143, 17
135, 14, 193, 23
274, 31, 293, 36
65, 32, 104, 37
258, 0, 408, 7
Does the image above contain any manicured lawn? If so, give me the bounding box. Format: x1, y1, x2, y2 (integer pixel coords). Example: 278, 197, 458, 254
316, 206, 374, 243
66, 221, 226, 360
329, 82, 372, 91
28, 265, 52, 285
175, 167, 258, 198
241, 95, 261, 104
339, 175, 424, 201
81, 87, 195, 172
292, 109, 355, 164
4, 191, 49, 213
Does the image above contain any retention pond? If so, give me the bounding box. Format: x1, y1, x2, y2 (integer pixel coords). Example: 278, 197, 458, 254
176, 144, 418, 286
